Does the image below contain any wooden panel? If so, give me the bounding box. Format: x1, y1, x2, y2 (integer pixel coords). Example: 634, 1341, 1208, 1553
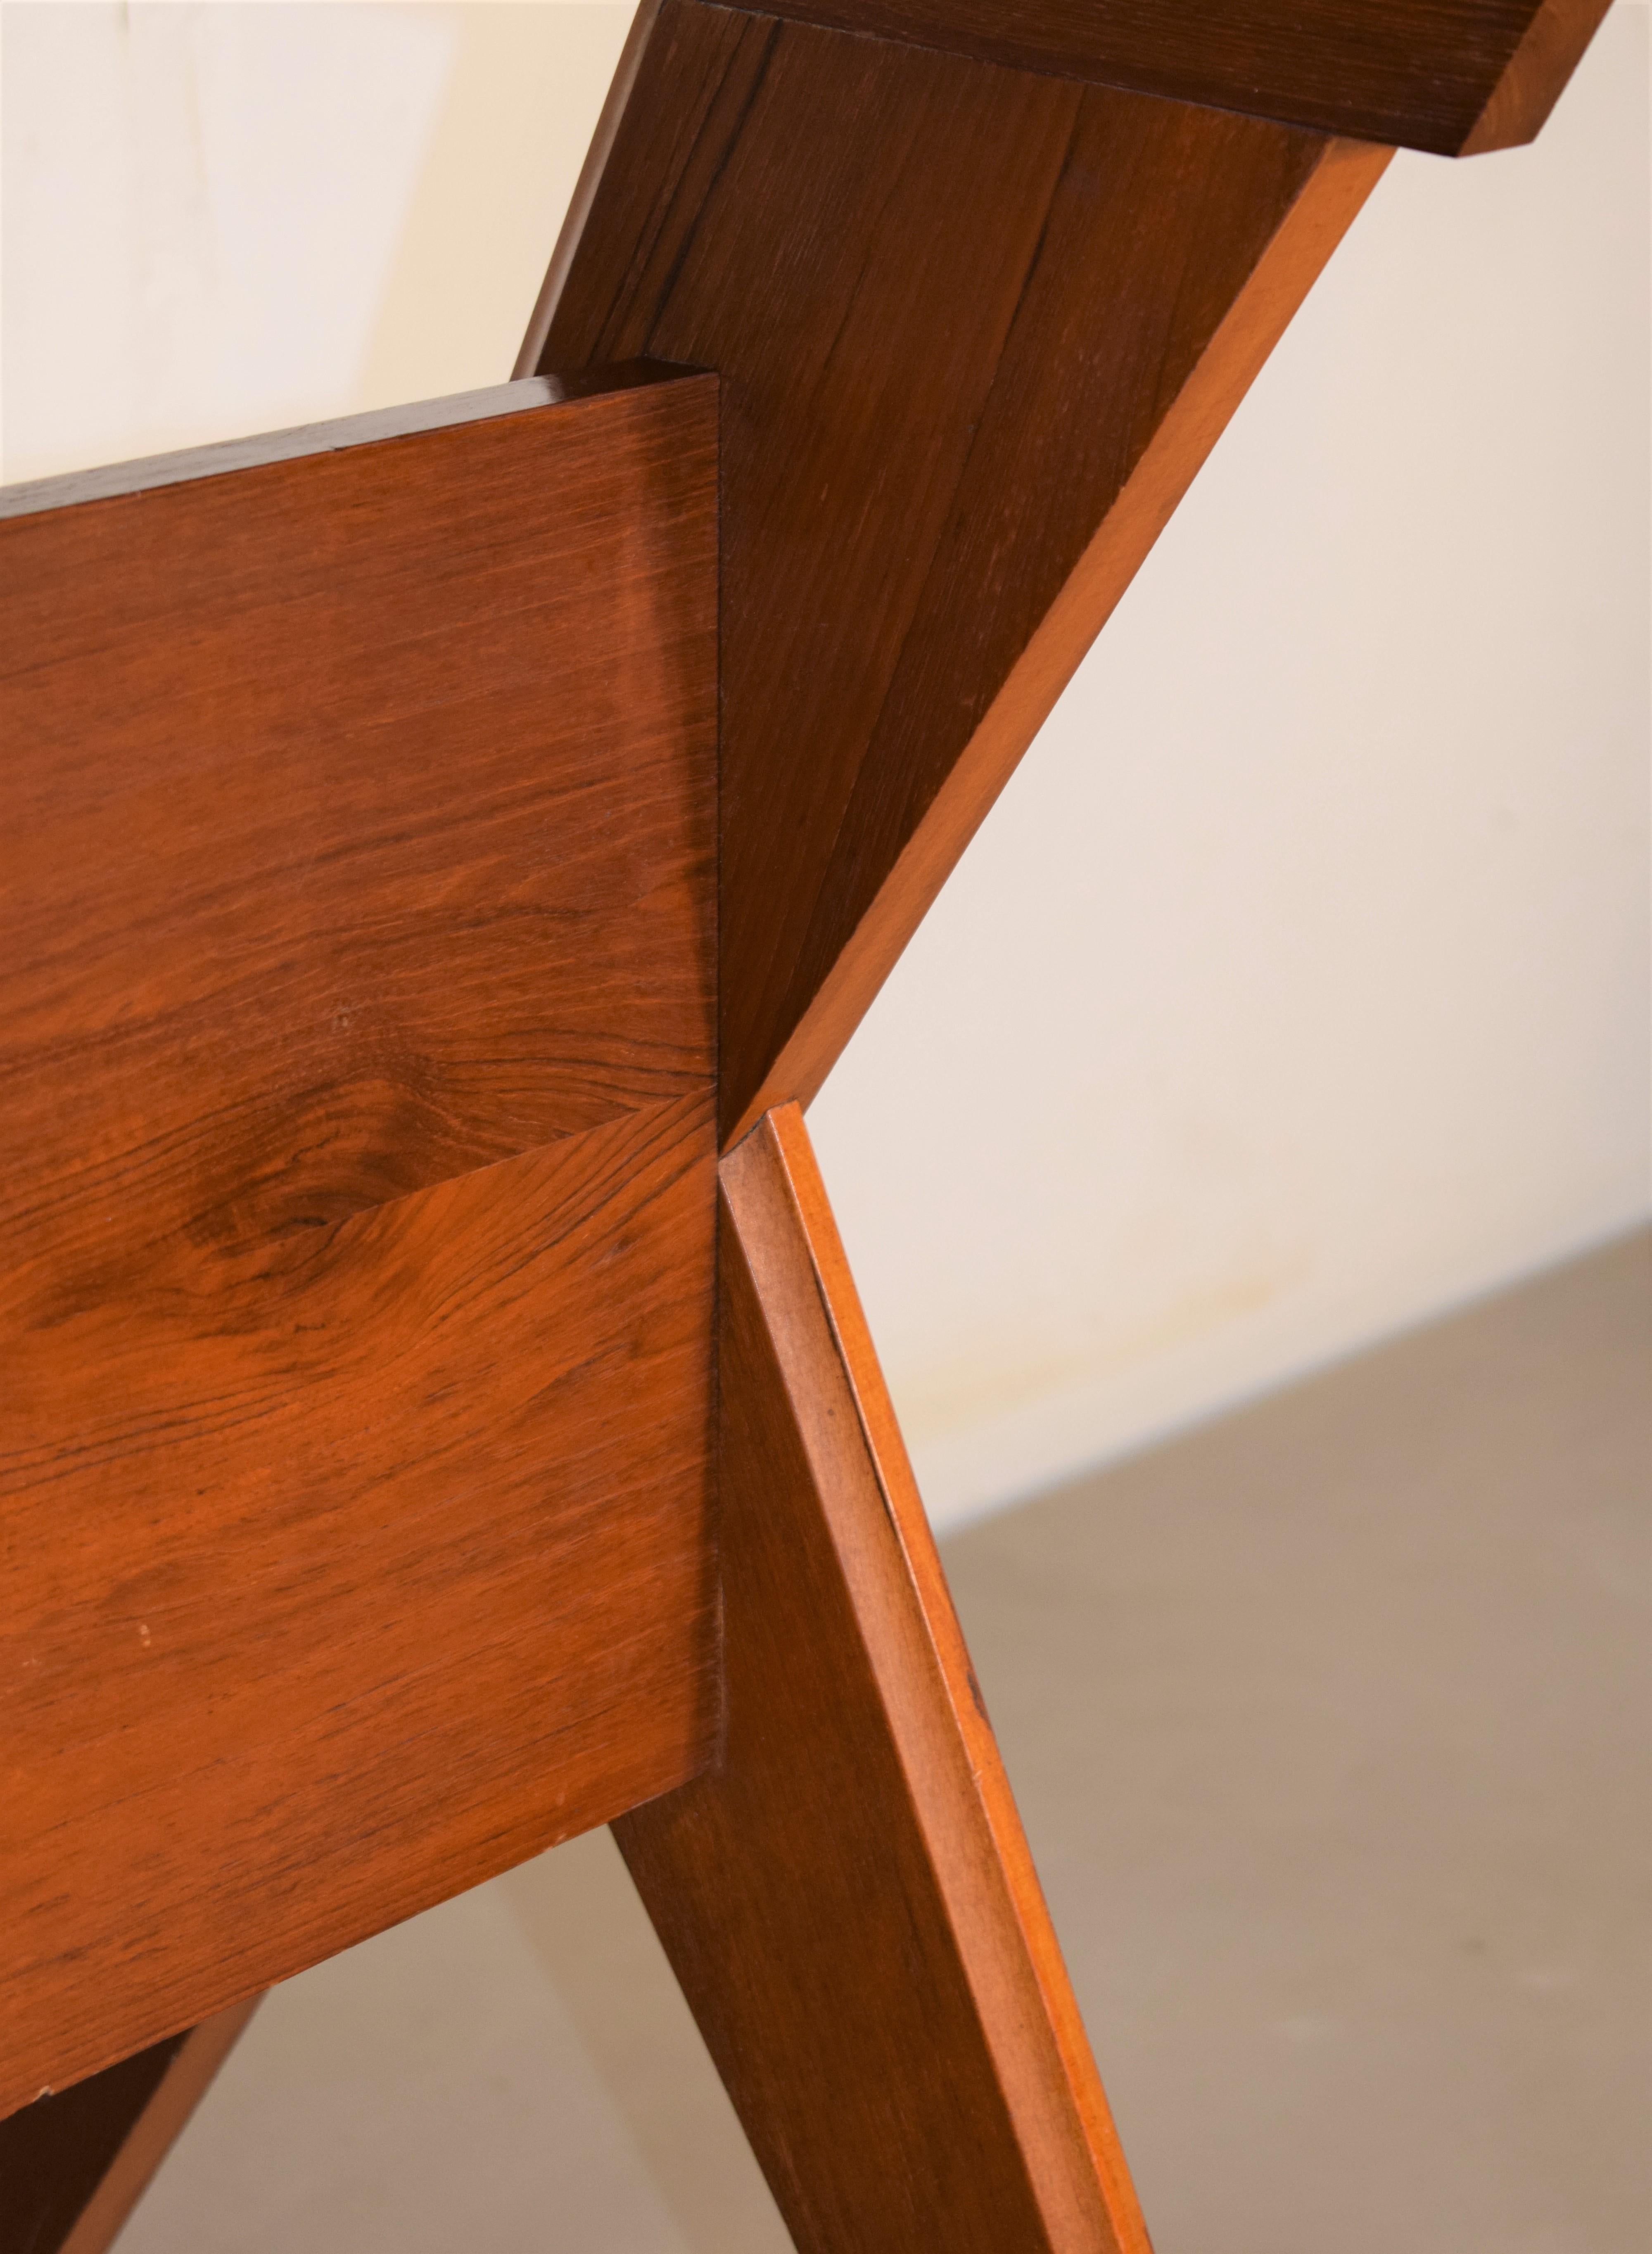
742, 0, 1609, 154
615, 1104, 1151, 2254
529, 4, 1389, 1141
0, 2002, 257, 2254
2, 370, 714, 1255
0, 372, 719, 2115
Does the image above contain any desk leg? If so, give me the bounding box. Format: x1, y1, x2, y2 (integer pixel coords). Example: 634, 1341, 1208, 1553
615, 1103, 1151, 2254
0, 1999, 257, 2254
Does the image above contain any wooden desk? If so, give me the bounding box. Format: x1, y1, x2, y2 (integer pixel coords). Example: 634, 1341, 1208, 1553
0, 3, 1607, 2245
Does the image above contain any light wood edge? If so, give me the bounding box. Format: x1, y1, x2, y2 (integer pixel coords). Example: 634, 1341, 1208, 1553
721, 1104, 1154, 2254
515, 0, 665, 379
1461, 0, 1611, 152
56, 1998, 260, 2254
723, 134, 1392, 1148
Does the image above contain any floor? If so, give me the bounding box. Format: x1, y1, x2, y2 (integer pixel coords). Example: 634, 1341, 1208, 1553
120, 1229, 1650, 2253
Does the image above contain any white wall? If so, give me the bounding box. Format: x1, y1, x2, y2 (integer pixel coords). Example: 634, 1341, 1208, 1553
0, 2, 632, 478
5, 3, 1647, 1528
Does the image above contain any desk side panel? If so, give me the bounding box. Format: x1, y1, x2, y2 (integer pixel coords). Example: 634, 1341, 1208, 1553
0, 376, 718, 2115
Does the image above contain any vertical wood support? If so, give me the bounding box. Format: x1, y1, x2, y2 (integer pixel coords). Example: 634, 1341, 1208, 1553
616, 1106, 1150, 2253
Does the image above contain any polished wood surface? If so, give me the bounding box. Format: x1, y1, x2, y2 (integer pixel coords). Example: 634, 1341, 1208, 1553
615, 1105, 1150, 2254
2, 1, 1609, 2230
0, 2003, 257, 2254
0, 370, 719, 2115
741, 0, 1609, 153
528, 1, 1389, 1142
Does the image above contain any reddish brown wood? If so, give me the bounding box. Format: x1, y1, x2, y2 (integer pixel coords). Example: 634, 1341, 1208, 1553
0, 2002, 258, 2254
526, 2, 1390, 1143
3, 3, 1608, 2215
615, 1104, 1151, 2254
0, 370, 719, 2116
1460, 0, 1610, 152
736, 0, 1609, 154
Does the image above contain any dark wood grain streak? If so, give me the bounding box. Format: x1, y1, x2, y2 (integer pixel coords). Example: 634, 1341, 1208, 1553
739, 0, 1609, 154
531, 4, 1390, 1142
615, 1104, 1151, 2254
0, 372, 719, 2115
0, 2002, 257, 2254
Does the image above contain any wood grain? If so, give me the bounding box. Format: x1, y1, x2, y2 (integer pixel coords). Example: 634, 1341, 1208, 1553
615, 1104, 1151, 2254
739, 0, 1609, 154
0, 371, 719, 2115
1460, 0, 1611, 153
0, 2002, 257, 2254
529, 3, 1390, 1142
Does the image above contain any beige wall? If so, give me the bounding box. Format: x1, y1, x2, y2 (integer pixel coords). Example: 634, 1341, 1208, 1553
815, 9, 1650, 1521
5, 2, 1647, 1527
0, 2, 631, 476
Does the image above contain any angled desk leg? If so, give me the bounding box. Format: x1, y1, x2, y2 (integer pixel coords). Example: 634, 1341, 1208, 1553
0, 2001, 256, 2254
617, 1103, 1150, 2254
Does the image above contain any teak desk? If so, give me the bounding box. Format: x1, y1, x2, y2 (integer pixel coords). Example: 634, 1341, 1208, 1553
0, 4, 1609, 2246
